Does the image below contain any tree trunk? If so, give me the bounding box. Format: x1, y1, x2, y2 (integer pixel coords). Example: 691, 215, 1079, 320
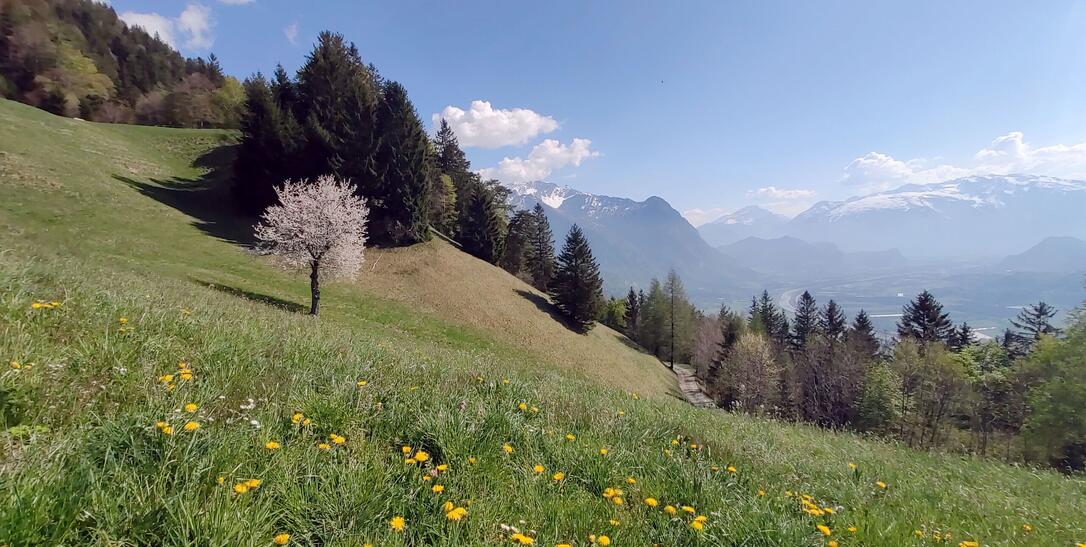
309, 259, 320, 316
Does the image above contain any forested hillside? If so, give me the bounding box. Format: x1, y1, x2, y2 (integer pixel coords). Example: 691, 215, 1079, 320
0, 0, 242, 126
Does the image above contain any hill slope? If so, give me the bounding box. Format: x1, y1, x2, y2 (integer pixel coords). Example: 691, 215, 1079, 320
2, 100, 1085, 546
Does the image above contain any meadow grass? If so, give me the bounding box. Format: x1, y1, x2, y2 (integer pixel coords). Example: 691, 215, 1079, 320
1, 99, 1085, 546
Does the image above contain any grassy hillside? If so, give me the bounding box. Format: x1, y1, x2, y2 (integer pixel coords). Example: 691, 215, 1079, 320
1, 99, 1085, 546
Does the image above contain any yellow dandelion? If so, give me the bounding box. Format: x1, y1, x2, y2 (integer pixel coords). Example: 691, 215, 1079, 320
597, 535, 611, 546
317, 442, 331, 450
118, 317, 128, 324
691, 520, 705, 531
436, 463, 449, 472
959, 542, 979, 547
468, 456, 478, 465
518, 402, 528, 411
402, 446, 412, 454
599, 448, 609, 456
413, 450, 430, 462
246, 479, 262, 489
758, 489, 766, 497
848, 462, 857, 470
302, 418, 312, 426
510, 533, 535, 544
681, 505, 696, 514
817, 524, 832, 537
828, 541, 839, 547
552, 471, 565, 482
159, 374, 174, 383
273, 533, 290, 545
389, 516, 405, 532
265, 441, 281, 450
233, 483, 249, 494
644, 497, 659, 507
502, 443, 514, 454
160, 425, 173, 435
625, 477, 636, 484
530, 406, 539, 413
9, 361, 21, 370
179, 372, 193, 381
431, 484, 444, 493
445, 506, 468, 521
664, 505, 677, 515
565, 433, 576, 441
876, 481, 888, 489
847, 527, 857, 534
330, 434, 346, 445
533, 464, 545, 474
611, 496, 624, 505
422, 476, 431, 482
1022, 524, 1032, 533
727, 465, 737, 473
609, 519, 620, 526
443, 501, 454, 512
183, 421, 200, 432
357, 379, 368, 387
291, 413, 304, 424
184, 403, 198, 413
217, 476, 225, 485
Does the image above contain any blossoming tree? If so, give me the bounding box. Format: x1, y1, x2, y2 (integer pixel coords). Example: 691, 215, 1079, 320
254, 175, 369, 316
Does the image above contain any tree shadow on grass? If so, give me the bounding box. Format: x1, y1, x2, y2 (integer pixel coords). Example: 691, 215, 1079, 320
113, 143, 258, 246
190, 278, 306, 314
514, 288, 581, 332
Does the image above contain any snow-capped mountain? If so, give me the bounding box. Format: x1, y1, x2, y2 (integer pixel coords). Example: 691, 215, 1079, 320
506, 181, 758, 302
786, 175, 1086, 257
697, 205, 789, 246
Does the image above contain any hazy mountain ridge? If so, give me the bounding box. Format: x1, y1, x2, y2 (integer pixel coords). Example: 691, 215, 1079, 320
697, 205, 790, 246
999, 236, 1086, 273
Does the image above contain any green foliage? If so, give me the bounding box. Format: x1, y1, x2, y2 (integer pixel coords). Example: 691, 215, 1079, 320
499, 209, 536, 276
897, 290, 954, 344
373, 80, 432, 244
550, 225, 604, 332
459, 184, 504, 263
525, 203, 556, 291
1022, 315, 1086, 470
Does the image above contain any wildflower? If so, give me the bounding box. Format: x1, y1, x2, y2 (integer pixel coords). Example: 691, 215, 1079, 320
711, 466, 720, 472
617, 410, 625, 416
413, 450, 430, 462
302, 418, 312, 426
691, 520, 705, 531
727, 465, 737, 473
875, 481, 888, 489
446, 506, 468, 521
161, 425, 174, 435
443, 501, 454, 512
389, 516, 406, 532
1022, 524, 1032, 533
9, 361, 20, 370
291, 413, 304, 424
644, 497, 659, 507
758, 490, 766, 497
557, 544, 572, 547
184, 403, 198, 413
357, 379, 368, 387
664, 505, 677, 515
681, 505, 696, 514
317, 443, 331, 450
671, 439, 680, 446
330, 434, 346, 445
503, 378, 510, 384
159, 374, 174, 383
915, 530, 925, 538
179, 371, 193, 381
436, 463, 449, 472
233, 483, 249, 494
422, 476, 432, 482
597, 535, 611, 546
510, 532, 534, 544
402, 446, 412, 454
847, 527, 857, 534
431, 484, 445, 493
694, 515, 708, 523
848, 462, 857, 470
265, 441, 281, 450
599, 448, 609, 456
273, 533, 290, 545
958, 542, 979, 547
502, 443, 514, 454
183, 421, 200, 432
625, 477, 636, 484
609, 519, 620, 526
611, 496, 624, 505
817, 524, 832, 537
217, 476, 226, 485
533, 464, 545, 474
119, 317, 128, 324
828, 541, 839, 547
246, 479, 262, 489
518, 403, 528, 411
552, 471, 565, 482
565, 433, 576, 441
468, 456, 478, 465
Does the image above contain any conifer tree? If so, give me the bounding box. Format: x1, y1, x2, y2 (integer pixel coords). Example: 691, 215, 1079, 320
848, 309, 880, 359
270, 64, 297, 112
295, 31, 378, 188
372, 80, 432, 244
459, 185, 504, 263
790, 290, 818, 354
550, 225, 604, 332
820, 299, 847, 341
1011, 301, 1060, 347
897, 290, 954, 344
429, 173, 458, 234
526, 203, 556, 290
625, 287, 640, 339
500, 210, 536, 275
434, 118, 471, 177
233, 74, 302, 213
949, 322, 974, 352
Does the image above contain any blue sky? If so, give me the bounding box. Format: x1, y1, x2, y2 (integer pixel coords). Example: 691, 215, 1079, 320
108, 1, 1086, 223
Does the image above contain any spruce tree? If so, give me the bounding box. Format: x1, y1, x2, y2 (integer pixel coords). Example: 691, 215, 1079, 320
460, 185, 504, 263
500, 210, 536, 275
550, 225, 604, 332
848, 309, 880, 359
897, 290, 954, 344
625, 287, 640, 340
232, 74, 302, 214
526, 203, 556, 290
949, 322, 974, 352
270, 64, 297, 112
372, 80, 432, 244
295, 31, 378, 188
1011, 301, 1060, 343
790, 290, 818, 354
434, 118, 470, 177
820, 299, 847, 341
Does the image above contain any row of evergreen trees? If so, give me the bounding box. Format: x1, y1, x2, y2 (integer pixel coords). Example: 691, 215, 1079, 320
603, 268, 1080, 470
0, 0, 244, 126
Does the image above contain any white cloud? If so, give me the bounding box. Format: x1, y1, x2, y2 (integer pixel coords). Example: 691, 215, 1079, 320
841, 131, 1086, 193
479, 138, 599, 182
681, 207, 730, 227
284, 22, 299, 45
433, 101, 558, 148
119, 3, 215, 51
119, 11, 176, 47
746, 186, 816, 200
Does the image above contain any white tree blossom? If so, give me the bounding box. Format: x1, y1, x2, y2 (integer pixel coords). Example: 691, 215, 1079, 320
254, 175, 369, 315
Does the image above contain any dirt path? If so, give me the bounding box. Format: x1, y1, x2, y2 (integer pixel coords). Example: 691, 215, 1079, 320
672, 363, 716, 408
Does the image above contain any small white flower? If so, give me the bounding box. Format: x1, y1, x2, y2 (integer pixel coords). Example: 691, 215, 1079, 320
249, 419, 261, 428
